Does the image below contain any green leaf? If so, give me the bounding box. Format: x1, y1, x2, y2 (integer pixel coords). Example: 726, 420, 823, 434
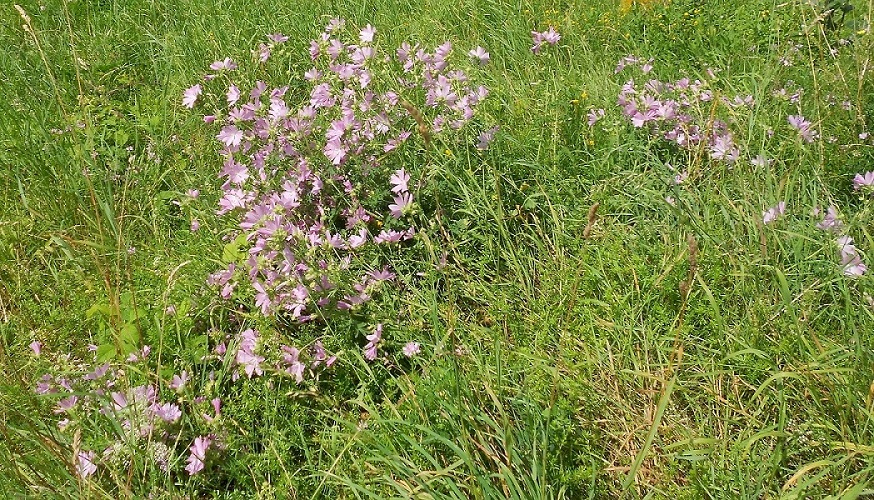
222, 233, 248, 264
86, 303, 111, 319
96, 343, 116, 363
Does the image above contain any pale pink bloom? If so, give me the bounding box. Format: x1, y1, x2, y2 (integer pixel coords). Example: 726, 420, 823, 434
389, 192, 413, 218
853, 171, 874, 191
227, 84, 240, 106
77, 451, 97, 478
587, 109, 606, 126
182, 84, 201, 108
347, 228, 368, 249
151, 402, 182, 423
476, 126, 499, 150
360, 24, 376, 43
217, 125, 244, 148
816, 206, 844, 232
402, 342, 421, 357
468, 46, 490, 65
762, 201, 786, 224
209, 58, 237, 71
29, 341, 42, 356
190, 219, 200, 231
837, 236, 867, 278
169, 372, 188, 390
363, 324, 383, 361
390, 168, 411, 194
185, 436, 211, 475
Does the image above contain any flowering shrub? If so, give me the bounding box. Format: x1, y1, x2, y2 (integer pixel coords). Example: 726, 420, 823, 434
186, 20, 490, 331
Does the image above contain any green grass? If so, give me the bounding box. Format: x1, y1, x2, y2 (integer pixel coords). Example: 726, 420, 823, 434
2, 0, 874, 497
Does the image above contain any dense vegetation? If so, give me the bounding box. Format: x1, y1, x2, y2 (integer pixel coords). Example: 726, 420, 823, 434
2, 0, 873, 497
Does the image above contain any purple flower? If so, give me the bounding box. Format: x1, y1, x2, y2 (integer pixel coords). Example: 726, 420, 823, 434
363, 324, 383, 361
389, 192, 413, 218
787, 114, 817, 143
217, 125, 244, 148
641, 59, 654, 74
323, 139, 347, 165
816, 206, 844, 232
402, 342, 421, 358
54, 395, 78, 414
77, 451, 97, 478
853, 171, 874, 191
326, 18, 345, 33
29, 341, 42, 356
182, 84, 201, 108
762, 201, 786, 224
587, 109, 606, 126
837, 236, 867, 278
209, 58, 238, 71
281, 346, 306, 383
360, 24, 376, 43
390, 169, 411, 194
531, 27, 560, 54
185, 436, 212, 476
151, 402, 182, 423
476, 126, 499, 150
468, 46, 490, 65
268, 33, 288, 43
169, 372, 188, 391
236, 329, 265, 377
227, 84, 241, 106
190, 219, 200, 231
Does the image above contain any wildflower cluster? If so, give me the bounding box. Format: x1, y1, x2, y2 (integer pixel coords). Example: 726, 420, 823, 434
531, 27, 561, 54
615, 58, 742, 164
32, 345, 225, 479
185, 21, 490, 328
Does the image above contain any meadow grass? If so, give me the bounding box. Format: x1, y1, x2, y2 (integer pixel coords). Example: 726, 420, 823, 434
1, 0, 873, 498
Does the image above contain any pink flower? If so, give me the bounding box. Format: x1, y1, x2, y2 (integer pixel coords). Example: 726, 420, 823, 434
151, 402, 182, 423
587, 109, 606, 126
227, 84, 240, 106
323, 139, 347, 165
77, 451, 97, 478
217, 125, 244, 148
389, 192, 413, 218
837, 236, 867, 278
209, 58, 237, 71
853, 171, 874, 191
402, 342, 421, 357
531, 27, 561, 54
169, 372, 188, 391
816, 206, 844, 232
29, 341, 42, 356
360, 24, 376, 43
468, 46, 490, 65
762, 201, 786, 224
363, 324, 383, 361
182, 84, 201, 108
390, 169, 410, 194
185, 436, 211, 475
476, 126, 499, 150
190, 219, 200, 232
787, 114, 817, 143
